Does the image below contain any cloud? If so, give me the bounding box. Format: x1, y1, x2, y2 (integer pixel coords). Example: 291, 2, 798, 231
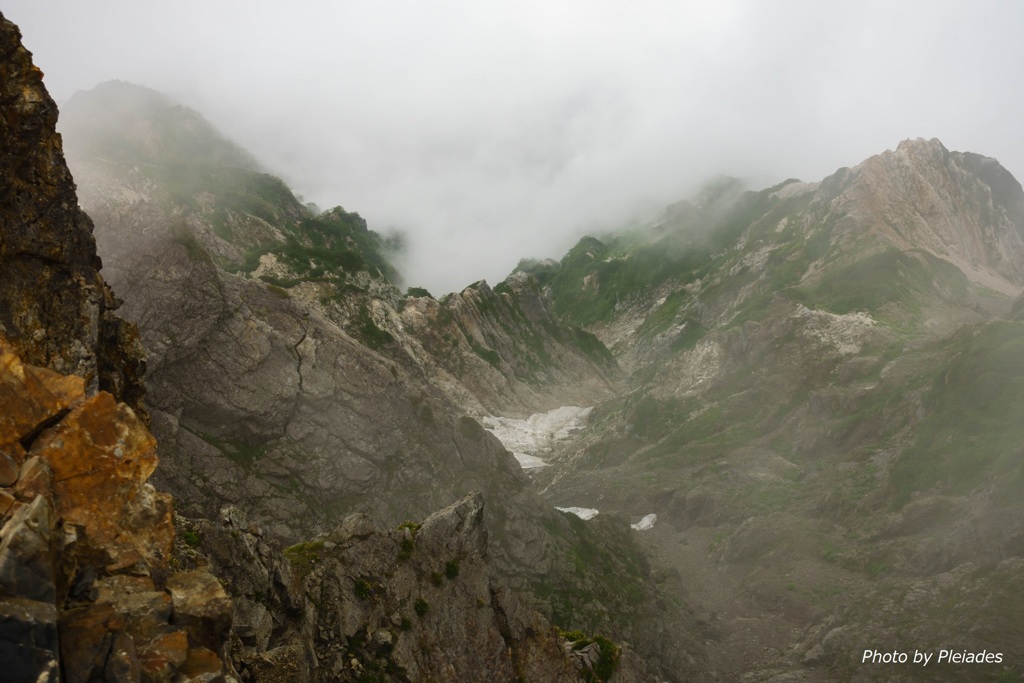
6, 0, 1024, 293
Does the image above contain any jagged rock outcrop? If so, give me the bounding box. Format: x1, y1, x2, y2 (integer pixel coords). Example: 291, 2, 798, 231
0, 16, 146, 417
0, 338, 232, 682
179, 494, 654, 682
400, 274, 619, 416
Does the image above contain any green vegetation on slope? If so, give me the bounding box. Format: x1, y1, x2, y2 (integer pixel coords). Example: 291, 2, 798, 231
518, 237, 711, 327
521, 183, 809, 328
890, 321, 1024, 506
556, 627, 621, 682
797, 248, 970, 319
149, 164, 303, 227
276, 206, 400, 284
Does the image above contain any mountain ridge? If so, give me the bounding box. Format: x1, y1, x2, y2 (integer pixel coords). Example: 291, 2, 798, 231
527, 137, 1024, 680
60, 78, 697, 680
27, 69, 1024, 682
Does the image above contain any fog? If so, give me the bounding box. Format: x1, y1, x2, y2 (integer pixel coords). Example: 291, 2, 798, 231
7, 1, 1024, 294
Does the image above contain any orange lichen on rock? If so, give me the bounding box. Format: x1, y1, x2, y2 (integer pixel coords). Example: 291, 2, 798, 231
0, 339, 85, 462
31, 391, 173, 571
0, 337, 172, 572
0, 335, 233, 680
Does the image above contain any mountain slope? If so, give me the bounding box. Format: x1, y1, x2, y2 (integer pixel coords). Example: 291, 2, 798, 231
60, 81, 616, 539
531, 139, 1024, 681
61, 81, 702, 681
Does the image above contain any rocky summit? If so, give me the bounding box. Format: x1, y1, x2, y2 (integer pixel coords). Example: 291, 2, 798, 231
4, 7, 1024, 683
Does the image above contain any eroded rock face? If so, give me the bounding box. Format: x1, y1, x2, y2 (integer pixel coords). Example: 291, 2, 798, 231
399, 275, 620, 416
34, 391, 174, 572
0, 14, 146, 417
825, 137, 1024, 295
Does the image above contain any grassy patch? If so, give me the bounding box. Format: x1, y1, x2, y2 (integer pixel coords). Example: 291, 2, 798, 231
397, 520, 420, 561
569, 326, 615, 365
889, 321, 1024, 506
555, 627, 621, 682
469, 339, 502, 368
638, 289, 689, 339
275, 206, 399, 284
522, 237, 709, 327
354, 304, 394, 350
799, 248, 969, 319
354, 578, 383, 601
284, 540, 325, 576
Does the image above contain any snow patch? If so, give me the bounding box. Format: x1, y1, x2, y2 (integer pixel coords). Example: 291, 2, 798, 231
511, 453, 549, 470
631, 513, 658, 531
482, 405, 592, 470
556, 507, 600, 520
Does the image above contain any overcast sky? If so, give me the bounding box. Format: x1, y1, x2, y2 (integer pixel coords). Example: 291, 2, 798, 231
7, 1, 1024, 293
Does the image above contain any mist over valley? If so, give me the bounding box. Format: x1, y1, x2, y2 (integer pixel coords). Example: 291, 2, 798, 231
3, 5, 1024, 682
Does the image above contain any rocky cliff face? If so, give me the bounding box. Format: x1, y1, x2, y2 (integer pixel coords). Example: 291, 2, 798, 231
0, 15, 235, 682
58, 81, 619, 541
400, 274, 618, 416
0, 18, 146, 417
0, 339, 234, 683
828, 138, 1024, 294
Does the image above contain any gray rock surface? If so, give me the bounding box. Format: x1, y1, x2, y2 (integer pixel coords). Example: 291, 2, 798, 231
0, 496, 55, 603
185, 495, 620, 682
